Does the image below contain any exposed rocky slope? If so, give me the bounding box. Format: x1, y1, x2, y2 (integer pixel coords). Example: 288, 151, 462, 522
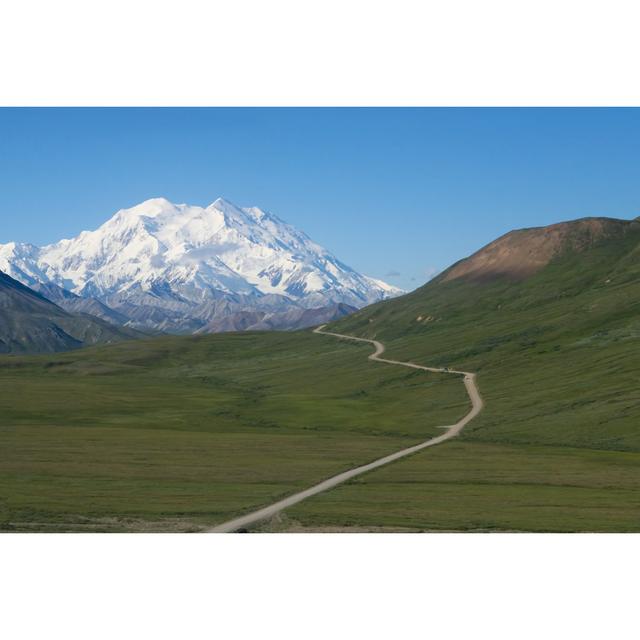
441, 216, 640, 283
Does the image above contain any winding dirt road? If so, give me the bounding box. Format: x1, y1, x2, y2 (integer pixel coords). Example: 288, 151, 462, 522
208, 325, 483, 533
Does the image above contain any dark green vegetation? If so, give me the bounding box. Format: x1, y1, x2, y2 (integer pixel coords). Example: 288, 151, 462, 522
281, 442, 640, 532
280, 217, 640, 531
0, 331, 467, 531
0, 270, 139, 354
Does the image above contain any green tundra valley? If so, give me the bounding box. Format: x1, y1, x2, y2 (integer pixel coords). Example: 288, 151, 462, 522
2, 215, 639, 531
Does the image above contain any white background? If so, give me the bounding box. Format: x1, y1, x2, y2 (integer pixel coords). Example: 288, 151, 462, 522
2, 534, 639, 639
2, 1, 640, 639
2, 0, 640, 105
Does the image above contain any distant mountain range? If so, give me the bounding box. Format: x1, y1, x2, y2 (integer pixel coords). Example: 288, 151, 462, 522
8, 206, 636, 359
0, 197, 402, 334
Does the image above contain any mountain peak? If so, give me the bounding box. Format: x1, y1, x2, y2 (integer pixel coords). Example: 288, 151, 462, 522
442, 216, 640, 284
123, 197, 178, 218
143, 196, 174, 206
208, 197, 252, 216
209, 196, 236, 208
0, 198, 400, 332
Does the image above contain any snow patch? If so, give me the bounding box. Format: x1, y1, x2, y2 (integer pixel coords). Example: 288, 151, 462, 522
0, 197, 404, 315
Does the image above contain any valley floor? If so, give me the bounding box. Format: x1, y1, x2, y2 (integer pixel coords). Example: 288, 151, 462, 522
0, 331, 467, 532
271, 441, 640, 532
2, 317, 639, 533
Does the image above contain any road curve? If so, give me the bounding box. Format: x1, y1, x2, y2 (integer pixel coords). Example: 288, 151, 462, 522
207, 325, 483, 533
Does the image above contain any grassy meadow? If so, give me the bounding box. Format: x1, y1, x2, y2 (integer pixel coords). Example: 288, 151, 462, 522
2, 224, 639, 533
271, 226, 640, 531
0, 330, 468, 531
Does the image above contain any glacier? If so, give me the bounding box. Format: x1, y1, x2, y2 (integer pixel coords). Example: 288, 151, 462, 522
0, 197, 402, 333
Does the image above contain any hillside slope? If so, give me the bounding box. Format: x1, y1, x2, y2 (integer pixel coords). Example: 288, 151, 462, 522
330, 215, 640, 448
441, 216, 637, 282
0, 270, 141, 354
277, 216, 640, 531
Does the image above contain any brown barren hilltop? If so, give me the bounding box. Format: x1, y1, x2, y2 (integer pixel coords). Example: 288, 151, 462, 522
442, 216, 640, 283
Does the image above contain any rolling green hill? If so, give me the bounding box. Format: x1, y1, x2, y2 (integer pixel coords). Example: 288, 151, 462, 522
277, 216, 640, 531
326, 216, 640, 447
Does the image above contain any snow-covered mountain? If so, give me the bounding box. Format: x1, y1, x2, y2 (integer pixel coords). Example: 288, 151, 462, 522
0, 197, 402, 332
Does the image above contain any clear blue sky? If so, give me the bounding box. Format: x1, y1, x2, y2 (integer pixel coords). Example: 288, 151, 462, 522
1, 108, 639, 290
